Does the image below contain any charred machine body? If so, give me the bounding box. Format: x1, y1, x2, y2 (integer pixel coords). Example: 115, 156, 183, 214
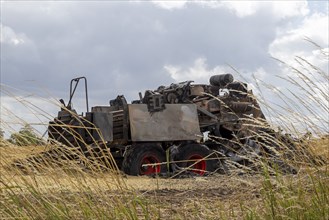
48, 74, 269, 175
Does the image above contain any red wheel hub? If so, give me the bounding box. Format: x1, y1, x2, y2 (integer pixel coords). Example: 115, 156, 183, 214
140, 155, 161, 175
187, 154, 206, 175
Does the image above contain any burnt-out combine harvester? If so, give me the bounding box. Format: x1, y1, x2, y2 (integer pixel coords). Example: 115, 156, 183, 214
48, 75, 294, 176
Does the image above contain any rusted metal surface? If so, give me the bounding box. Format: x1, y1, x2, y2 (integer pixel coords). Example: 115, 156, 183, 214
92, 112, 113, 142
128, 104, 201, 141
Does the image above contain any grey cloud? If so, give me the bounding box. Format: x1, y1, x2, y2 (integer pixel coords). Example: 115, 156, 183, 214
0, 1, 322, 107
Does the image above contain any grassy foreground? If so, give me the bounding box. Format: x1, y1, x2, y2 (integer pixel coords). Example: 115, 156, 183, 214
0, 139, 328, 220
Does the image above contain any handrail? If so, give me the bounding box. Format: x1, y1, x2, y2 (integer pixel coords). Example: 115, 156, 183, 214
67, 76, 89, 112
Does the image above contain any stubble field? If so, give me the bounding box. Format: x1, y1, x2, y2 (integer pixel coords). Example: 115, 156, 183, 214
1, 140, 328, 219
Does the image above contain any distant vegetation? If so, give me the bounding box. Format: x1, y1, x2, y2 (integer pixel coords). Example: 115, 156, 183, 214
6, 124, 44, 146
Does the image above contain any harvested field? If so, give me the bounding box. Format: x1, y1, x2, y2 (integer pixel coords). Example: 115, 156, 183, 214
1, 142, 328, 219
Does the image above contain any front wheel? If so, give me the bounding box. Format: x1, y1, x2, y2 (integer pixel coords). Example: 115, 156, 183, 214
122, 144, 166, 176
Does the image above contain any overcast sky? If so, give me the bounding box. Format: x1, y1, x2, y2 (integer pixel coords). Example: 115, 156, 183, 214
0, 1, 328, 135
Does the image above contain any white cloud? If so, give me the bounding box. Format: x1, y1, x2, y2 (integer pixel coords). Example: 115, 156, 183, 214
218, 1, 309, 18
152, 1, 309, 19
253, 67, 267, 80
216, 1, 261, 17
269, 12, 328, 74
0, 24, 26, 46
164, 57, 230, 83
1, 23, 41, 67
270, 1, 309, 18
151, 0, 187, 10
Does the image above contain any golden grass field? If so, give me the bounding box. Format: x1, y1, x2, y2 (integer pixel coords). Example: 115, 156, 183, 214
1, 138, 328, 219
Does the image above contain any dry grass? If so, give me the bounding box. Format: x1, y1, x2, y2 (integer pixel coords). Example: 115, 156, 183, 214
0, 139, 328, 219
309, 136, 329, 158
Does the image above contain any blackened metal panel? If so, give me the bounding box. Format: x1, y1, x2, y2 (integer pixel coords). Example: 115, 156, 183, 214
92, 106, 119, 112
92, 112, 113, 142
128, 104, 201, 142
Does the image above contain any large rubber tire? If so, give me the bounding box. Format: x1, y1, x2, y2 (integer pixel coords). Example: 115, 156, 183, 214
171, 143, 217, 176
122, 144, 166, 176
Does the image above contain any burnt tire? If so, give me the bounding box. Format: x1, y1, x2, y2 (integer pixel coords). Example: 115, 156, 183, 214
122, 144, 166, 176
171, 143, 217, 176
